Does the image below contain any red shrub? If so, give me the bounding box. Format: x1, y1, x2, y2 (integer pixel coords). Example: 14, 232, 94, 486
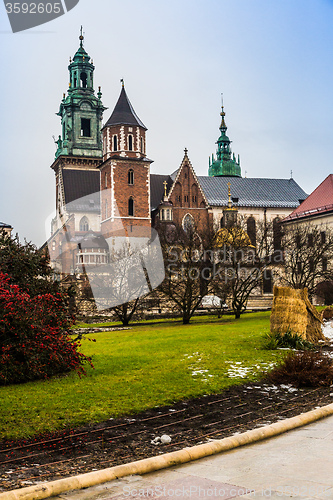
0, 273, 93, 385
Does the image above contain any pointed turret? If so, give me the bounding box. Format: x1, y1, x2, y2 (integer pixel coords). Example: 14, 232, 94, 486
208, 103, 241, 177
102, 81, 147, 161
105, 81, 147, 130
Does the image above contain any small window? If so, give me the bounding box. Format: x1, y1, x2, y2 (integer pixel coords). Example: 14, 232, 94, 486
80, 216, 89, 232
128, 135, 133, 151
113, 135, 118, 151
128, 169, 134, 185
247, 217, 256, 247
81, 118, 91, 137
105, 172, 107, 188
128, 197, 134, 216
140, 137, 144, 153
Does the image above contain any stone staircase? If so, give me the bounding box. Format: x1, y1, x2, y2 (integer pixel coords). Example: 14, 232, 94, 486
246, 295, 273, 310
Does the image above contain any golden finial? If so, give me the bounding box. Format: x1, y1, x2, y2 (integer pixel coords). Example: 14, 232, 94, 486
121, 78, 124, 88
63, 93, 66, 99
227, 182, 232, 208
69, 56, 72, 63
163, 180, 168, 198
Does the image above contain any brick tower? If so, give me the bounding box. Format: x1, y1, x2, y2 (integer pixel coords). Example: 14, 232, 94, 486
99, 81, 152, 239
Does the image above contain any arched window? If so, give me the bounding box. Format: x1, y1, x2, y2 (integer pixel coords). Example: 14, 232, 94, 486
80, 216, 89, 232
247, 217, 256, 247
128, 169, 134, 185
140, 137, 144, 153
182, 214, 195, 235
104, 172, 108, 189
128, 197, 134, 216
113, 135, 118, 151
128, 135, 133, 151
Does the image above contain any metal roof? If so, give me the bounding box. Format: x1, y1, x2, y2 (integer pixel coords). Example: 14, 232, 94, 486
62, 169, 100, 212
0, 222, 12, 228
150, 174, 173, 211
197, 176, 308, 208
284, 174, 333, 222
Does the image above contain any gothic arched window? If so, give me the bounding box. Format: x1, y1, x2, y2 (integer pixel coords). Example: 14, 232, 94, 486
128, 197, 134, 216
182, 214, 195, 235
128, 135, 133, 151
113, 135, 118, 151
128, 169, 134, 185
80, 216, 89, 232
140, 137, 144, 153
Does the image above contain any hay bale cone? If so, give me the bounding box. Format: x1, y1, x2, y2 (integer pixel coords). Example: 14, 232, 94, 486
270, 286, 325, 343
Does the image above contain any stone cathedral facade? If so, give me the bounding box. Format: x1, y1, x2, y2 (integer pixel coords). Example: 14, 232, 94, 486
48, 32, 308, 299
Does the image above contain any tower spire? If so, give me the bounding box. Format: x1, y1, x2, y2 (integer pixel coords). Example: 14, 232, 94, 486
208, 97, 241, 178
79, 26, 84, 47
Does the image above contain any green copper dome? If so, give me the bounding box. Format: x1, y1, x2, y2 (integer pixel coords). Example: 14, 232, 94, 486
208, 105, 241, 177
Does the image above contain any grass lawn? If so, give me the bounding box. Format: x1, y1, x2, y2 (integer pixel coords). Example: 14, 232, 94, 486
0, 312, 282, 440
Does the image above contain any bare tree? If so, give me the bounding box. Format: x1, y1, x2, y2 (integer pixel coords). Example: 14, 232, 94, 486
157, 222, 216, 324
281, 223, 333, 298
213, 218, 278, 319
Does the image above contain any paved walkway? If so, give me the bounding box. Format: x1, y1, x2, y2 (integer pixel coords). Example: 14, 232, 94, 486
53, 415, 333, 500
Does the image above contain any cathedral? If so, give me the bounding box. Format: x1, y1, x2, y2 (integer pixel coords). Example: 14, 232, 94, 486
49, 32, 308, 298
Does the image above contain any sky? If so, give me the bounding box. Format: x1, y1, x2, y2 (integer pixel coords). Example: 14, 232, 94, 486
1, 0, 333, 246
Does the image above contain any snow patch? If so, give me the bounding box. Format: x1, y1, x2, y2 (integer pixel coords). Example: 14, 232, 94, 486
183, 352, 214, 383
225, 361, 276, 379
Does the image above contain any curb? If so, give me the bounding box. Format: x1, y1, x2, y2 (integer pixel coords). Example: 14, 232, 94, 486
2, 402, 333, 500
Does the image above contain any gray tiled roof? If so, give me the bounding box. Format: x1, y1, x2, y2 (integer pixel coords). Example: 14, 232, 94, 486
197, 176, 308, 208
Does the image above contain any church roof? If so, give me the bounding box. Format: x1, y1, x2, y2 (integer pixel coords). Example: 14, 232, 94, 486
283, 174, 333, 222
150, 174, 173, 211
0, 222, 12, 228
62, 169, 100, 212
197, 176, 308, 208
104, 86, 147, 130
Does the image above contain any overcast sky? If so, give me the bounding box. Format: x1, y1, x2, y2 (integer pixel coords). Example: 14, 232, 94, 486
1, 0, 333, 246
